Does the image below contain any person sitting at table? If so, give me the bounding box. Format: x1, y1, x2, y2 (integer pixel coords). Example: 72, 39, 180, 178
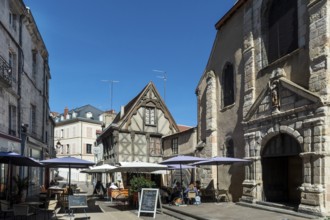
169, 182, 182, 204
93, 180, 106, 195
109, 182, 118, 190
184, 182, 198, 204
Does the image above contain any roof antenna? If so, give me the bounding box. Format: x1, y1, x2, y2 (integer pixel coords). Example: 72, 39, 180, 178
152, 69, 167, 103
101, 80, 119, 111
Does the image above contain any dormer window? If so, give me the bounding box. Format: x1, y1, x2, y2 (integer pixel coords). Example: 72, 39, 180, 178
72, 111, 77, 118
86, 112, 93, 119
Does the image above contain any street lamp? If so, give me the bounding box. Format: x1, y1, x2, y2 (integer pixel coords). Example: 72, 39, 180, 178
101, 80, 119, 110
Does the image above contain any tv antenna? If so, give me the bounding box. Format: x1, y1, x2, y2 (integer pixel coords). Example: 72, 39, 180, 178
101, 80, 119, 110
152, 69, 167, 103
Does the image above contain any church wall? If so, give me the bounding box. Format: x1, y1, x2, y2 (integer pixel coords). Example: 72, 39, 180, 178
196, 3, 246, 201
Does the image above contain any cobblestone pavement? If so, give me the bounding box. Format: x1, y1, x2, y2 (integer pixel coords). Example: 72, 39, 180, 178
3, 181, 323, 220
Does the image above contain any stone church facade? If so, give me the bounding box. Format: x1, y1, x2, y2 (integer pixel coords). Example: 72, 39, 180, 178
196, 0, 330, 216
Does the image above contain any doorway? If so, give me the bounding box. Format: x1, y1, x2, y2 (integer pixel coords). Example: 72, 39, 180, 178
261, 133, 302, 205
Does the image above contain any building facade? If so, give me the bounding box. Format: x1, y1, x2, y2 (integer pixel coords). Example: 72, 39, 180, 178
53, 105, 104, 182
97, 82, 180, 187
0, 0, 54, 197
197, 0, 330, 216
162, 126, 197, 187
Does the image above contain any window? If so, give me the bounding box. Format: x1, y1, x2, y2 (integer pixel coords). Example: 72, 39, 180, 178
149, 137, 161, 155
86, 127, 92, 138
66, 144, 70, 154
226, 139, 234, 157
265, 0, 298, 63
9, 12, 17, 30
222, 63, 235, 107
32, 50, 37, 79
30, 105, 37, 134
8, 51, 16, 81
86, 144, 92, 154
171, 138, 178, 155
86, 112, 93, 119
145, 107, 156, 125
8, 104, 17, 136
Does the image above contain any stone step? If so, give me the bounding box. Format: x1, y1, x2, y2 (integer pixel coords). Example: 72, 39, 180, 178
256, 201, 296, 211
236, 202, 322, 219
163, 205, 202, 220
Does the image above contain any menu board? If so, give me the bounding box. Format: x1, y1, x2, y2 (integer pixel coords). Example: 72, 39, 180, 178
138, 188, 161, 218
68, 195, 88, 209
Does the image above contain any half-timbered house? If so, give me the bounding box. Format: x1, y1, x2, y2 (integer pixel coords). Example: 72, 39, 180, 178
97, 82, 180, 186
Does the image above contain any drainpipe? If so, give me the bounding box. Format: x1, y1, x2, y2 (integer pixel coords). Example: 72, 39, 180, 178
18, 14, 24, 156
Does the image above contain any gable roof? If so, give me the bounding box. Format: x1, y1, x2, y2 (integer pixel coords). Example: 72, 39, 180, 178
104, 81, 179, 132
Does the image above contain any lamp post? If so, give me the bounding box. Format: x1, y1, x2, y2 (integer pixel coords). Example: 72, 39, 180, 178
101, 80, 119, 110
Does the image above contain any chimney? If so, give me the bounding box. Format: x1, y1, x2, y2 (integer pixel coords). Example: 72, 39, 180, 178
64, 107, 69, 119
120, 106, 125, 119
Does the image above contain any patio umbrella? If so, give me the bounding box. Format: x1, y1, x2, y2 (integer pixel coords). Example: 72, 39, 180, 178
114, 161, 168, 173
40, 156, 95, 189
0, 151, 44, 200
159, 155, 208, 201
80, 164, 118, 188
0, 151, 44, 167
193, 156, 251, 190
167, 164, 195, 170
80, 164, 118, 174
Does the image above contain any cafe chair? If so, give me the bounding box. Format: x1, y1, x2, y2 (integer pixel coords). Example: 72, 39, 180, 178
39, 200, 58, 220
0, 200, 14, 218
187, 191, 197, 204
59, 193, 69, 214
13, 204, 35, 220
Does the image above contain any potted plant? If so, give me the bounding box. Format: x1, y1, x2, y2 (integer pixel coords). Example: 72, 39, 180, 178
129, 176, 156, 193
129, 176, 156, 207
13, 175, 29, 202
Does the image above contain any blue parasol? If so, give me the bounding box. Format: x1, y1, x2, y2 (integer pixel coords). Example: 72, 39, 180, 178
41, 156, 95, 189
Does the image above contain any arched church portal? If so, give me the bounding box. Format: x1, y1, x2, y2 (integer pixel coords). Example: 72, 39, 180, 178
261, 133, 303, 205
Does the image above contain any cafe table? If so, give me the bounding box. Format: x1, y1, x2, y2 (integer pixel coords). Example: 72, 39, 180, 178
48, 186, 65, 199
21, 201, 44, 215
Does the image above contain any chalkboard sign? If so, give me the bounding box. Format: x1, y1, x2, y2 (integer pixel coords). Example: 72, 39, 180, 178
138, 188, 162, 218
68, 195, 88, 209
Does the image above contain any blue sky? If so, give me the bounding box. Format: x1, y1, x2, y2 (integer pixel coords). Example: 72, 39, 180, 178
23, 1, 236, 126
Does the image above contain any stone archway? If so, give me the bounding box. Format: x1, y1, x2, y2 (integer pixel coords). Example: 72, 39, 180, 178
261, 133, 303, 205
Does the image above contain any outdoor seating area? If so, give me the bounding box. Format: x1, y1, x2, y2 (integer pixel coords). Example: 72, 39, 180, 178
0, 197, 60, 219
